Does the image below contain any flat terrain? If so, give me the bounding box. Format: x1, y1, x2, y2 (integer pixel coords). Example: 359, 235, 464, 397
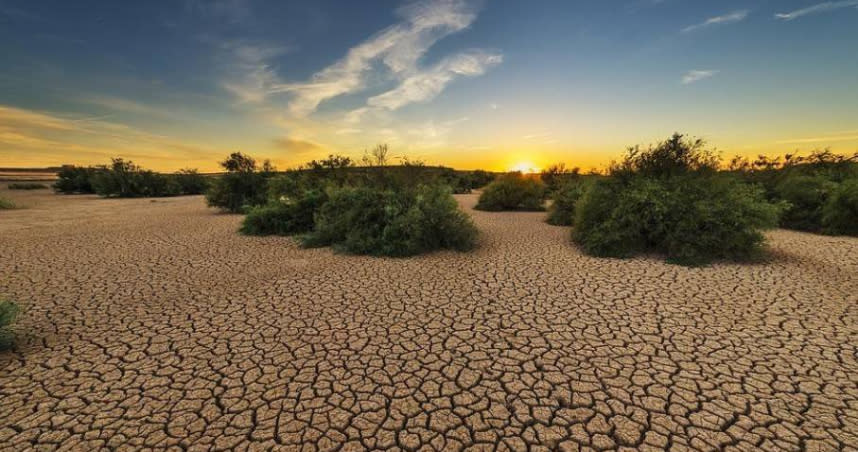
1, 188, 857, 452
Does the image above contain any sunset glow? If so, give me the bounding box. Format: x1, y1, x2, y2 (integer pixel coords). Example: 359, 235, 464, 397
0, 1, 856, 171
509, 162, 540, 174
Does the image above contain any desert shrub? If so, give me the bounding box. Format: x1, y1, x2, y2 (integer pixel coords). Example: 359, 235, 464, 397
173, 169, 209, 195
240, 190, 327, 236
8, 183, 48, 190
469, 170, 496, 189
773, 175, 836, 231
206, 152, 271, 213
822, 179, 858, 236
475, 173, 546, 211
54, 165, 99, 193
546, 180, 588, 226
90, 158, 183, 197
0, 300, 19, 351
302, 184, 477, 257
541, 163, 580, 194
572, 134, 783, 265
0, 197, 16, 210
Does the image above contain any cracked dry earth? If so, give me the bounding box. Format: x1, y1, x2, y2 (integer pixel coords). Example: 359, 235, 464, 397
1, 188, 858, 452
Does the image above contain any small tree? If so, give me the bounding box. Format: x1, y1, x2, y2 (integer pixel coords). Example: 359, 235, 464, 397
221, 152, 257, 173
206, 152, 270, 213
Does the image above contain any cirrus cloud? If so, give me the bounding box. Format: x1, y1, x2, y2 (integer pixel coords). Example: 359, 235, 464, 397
681, 69, 718, 84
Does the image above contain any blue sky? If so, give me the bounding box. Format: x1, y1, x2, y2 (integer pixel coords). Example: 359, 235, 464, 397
1, 0, 857, 171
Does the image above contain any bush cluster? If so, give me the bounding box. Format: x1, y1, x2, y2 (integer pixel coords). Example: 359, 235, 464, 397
0, 197, 16, 210
821, 179, 858, 236
546, 180, 588, 226
0, 300, 19, 351
54, 166, 99, 193
302, 184, 477, 256
540, 163, 581, 194
206, 153, 273, 213
231, 150, 480, 257
240, 189, 327, 236
475, 173, 546, 211
571, 134, 783, 265
54, 160, 209, 197
730, 150, 858, 235
8, 183, 49, 190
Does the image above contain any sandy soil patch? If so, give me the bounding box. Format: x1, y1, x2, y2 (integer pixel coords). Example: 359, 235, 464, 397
1, 188, 857, 451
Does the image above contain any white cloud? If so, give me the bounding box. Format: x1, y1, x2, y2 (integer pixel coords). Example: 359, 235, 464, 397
681, 70, 718, 84
681, 10, 749, 33
367, 50, 502, 110
219, 41, 294, 103
775, 1, 858, 20
221, 0, 500, 118
272, 0, 481, 116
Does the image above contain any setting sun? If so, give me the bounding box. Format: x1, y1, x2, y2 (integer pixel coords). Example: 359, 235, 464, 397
509, 162, 540, 174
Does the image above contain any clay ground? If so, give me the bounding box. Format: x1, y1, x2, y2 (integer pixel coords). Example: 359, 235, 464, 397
1, 187, 857, 452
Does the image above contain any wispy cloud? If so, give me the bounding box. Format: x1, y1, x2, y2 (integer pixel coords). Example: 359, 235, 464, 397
80, 95, 182, 120
681, 69, 718, 84
272, 0, 483, 116
272, 137, 325, 155
221, 0, 500, 118
682, 10, 749, 33
775, 1, 858, 20
367, 50, 502, 110
219, 40, 294, 103
776, 131, 858, 144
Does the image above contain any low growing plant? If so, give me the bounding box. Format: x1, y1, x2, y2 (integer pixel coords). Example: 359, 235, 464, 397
572, 134, 783, 266
822, 178, 858, 236
240, 190, 327, 236
54, 165, 99, 194
0, 197, 16, 210
206, 152, 272, 213
302, 184, 477, 257
475, 173, 546, 211
773, 174, 836, 232
0, 300, 19, 351
546, 180, 588, 226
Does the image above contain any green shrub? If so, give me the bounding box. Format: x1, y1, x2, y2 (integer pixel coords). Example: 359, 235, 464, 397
822, 179, 858, 236
302, 184, 477, 257
8, 183, 48, 190
546, 180, 587, 226
90, 158, 183, 197
773, 175, 836, 232
54, 165, 99, 193
205, 152, 271, 213
55, 160, 206, 198
0, 300, 19, 351
541, 163, 580, 194
469, 170, 496, 189
572, 134, 783, 265
173, 169, 209, 195
574, 176, 781, 265
475, 173, 546, 211
240, 190, 327, 236
0, 197, 16, 210
573, 178, 662, 258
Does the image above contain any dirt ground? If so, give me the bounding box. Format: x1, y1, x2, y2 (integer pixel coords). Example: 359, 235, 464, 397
1, 187, 857, 451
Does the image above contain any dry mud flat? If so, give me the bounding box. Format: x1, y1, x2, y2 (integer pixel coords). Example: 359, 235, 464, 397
1, 188, 857, 452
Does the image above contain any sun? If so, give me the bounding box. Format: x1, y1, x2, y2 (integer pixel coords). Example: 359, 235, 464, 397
509, 162, 540, 174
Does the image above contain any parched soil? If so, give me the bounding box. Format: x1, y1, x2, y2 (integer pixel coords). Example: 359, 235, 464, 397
1, 188, 857, 452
